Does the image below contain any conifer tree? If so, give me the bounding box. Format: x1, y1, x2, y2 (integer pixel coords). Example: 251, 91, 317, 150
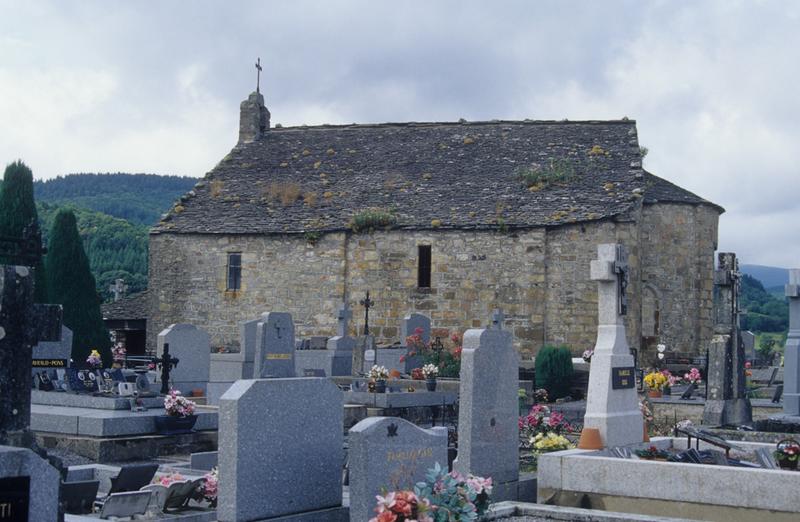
46, 208, 111, 365
0, 160, 47, 301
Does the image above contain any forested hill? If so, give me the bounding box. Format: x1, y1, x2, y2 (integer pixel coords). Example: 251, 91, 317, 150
34, 173, 198, 226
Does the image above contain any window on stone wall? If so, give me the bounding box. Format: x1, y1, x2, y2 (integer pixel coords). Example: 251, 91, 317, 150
418, 245, 432, 288
227, 252, 242, 291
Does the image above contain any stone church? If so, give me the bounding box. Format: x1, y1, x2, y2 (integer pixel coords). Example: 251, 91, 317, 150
147, 90, 723, 361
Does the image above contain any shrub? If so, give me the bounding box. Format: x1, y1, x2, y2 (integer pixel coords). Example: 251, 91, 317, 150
349, 208, 396, 233
535, 345, 574, 400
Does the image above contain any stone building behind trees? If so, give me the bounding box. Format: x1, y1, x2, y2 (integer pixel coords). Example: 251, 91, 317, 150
147, 90, 723, 362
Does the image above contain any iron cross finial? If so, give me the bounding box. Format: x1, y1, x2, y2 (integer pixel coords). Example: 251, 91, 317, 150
255, 57, 262, 94
360, 291, 375, 336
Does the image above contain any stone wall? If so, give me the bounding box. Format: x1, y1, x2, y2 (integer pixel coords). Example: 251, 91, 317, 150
148, 202, 718, 359
639, 203, 719, 363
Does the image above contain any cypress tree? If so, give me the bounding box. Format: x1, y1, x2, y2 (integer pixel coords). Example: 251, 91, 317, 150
46, 209, 111, 366
0, 160, 47, 301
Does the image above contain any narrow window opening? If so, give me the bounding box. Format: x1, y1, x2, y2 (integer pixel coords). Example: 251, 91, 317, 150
418, 245, 432, 288
227, 253, 242, 290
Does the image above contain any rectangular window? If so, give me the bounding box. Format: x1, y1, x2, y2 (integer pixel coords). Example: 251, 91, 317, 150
418, 245, 432, 288
227, 253, 242, 291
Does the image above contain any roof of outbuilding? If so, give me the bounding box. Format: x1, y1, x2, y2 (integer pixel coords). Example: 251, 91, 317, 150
152, 117, 718, 235
642, 171, 724, 213
101, 290, 148, 321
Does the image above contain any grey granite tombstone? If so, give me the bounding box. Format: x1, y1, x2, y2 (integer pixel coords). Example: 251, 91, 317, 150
742, 330, 756, 361
703, 252, 753, 426
31, 325, 72, 378
454, 327, 519, 485
253, 312, 296, 378
295, 305, 354, 376
783, 269, 800, 416
400, 312, 431, 346
353, 335, 375, 376
218, 378, 344, 521
583, 244, 643, 446
349, 417, 447, 522
157, 323, 210, 394
208, 315, 263, 404
0, 445, 60, 522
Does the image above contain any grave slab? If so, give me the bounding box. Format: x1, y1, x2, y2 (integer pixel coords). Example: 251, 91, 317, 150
0, 445, 60, 522
349, 416, 447, 522
253, 312, 296, 378
157, 324, 211, 395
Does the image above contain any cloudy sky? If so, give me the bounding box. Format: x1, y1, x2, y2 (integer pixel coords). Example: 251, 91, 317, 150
1, 1, 798, 267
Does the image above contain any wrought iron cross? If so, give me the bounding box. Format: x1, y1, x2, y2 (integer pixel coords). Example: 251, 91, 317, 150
360, 291, 374, 335
153, 343, 179, 395
255, 57, 262, 94
613, 245, 629, 316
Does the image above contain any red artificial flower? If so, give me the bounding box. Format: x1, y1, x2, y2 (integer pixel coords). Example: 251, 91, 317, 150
376, 511, 397, 522
454, 347, 462, 358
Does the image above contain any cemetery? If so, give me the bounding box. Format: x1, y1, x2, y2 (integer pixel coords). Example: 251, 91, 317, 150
2, 231, 798, 522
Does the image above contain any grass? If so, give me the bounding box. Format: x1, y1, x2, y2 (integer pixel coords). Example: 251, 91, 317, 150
517, 159, 575, 190
264, 182, 302, 206
350, 208, 397, 233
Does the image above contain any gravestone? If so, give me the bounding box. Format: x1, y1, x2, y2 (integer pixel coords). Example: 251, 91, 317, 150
742, 330, 756, 362
208, 315, 262, 404
0, 265, 63, 448
0, 446, 60, 522
218, 378, 344, 521
703, 252, 753, 426
157, 324, 210, 395
582, 244, 643, 447
31, 325, 72, 378
454, 326, 519, 486
783, 269, 800, 416
400, 312, 431, 346
295, 305, 354, 376
353, 335, 375, 376
253, 312, 296, 378
349, 417, 447, 522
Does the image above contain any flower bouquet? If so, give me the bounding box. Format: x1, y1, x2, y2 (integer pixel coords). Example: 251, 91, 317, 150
412, 463, 492, 521
774, 439, 800, 470
156, 390, 198, 434
532, 432, 573, 453
643, 370, 667, 397
201, 467, 218, 507
635, 445, 670, 460
369, 490, 433, 522
582, 349, 594, 363
368, 365, 389, 393
422, 363, 439, 391
86, 349, 103, 369
411, 367, 425, 380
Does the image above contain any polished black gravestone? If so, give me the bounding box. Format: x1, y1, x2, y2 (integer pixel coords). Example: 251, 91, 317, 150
0, 476, 30, 522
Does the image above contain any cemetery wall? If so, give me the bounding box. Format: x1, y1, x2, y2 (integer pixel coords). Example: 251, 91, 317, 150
148, 203, 717, 357
639, 203, 718, 359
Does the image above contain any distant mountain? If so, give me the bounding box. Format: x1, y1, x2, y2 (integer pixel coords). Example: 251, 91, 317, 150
740, 264, 789, 289
34, 173, 198, 226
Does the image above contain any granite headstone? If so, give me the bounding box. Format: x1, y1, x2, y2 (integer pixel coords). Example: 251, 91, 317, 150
31, 325, 72, 378
783, 269, 800, 416
217, 378, 343, 521
156, 323, 210, 395
454, 327, 519, 485
349, 417, 447, 522
253, 312, 296, 378
0, 445, 60, 522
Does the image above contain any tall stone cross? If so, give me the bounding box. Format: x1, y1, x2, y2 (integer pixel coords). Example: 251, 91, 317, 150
582, 243, 642, 447
109, 278, 128, 302
703, 252, 752, 426
783, 269, 800, 416
360, 291, 374, 336
491, 308, 505, 330
337, 304, 353, 337
255, 57, 262, 94
0, 265, 62, 447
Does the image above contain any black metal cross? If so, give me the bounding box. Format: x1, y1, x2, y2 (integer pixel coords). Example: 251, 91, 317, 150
255, 57, 262, 94
153, 343, 180, 395
614, 244, 629, 316
360, 291, 374, 335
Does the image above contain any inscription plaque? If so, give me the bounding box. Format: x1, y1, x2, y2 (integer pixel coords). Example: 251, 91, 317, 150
611, 366, 635, 389
0, 476, 29, 522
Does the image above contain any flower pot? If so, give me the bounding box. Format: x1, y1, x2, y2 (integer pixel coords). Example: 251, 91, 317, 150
647, 390, 663, 399
154, 414, 197, 435
374, 379, 387, 394
426, 378, 437, 392
778, 458, 798, 470
577, 427, 603, 450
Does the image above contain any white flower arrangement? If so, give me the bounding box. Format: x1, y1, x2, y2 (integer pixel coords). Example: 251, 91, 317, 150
368, 365, 389, 380
164, 389, 196, 417
421, 363, 439, 379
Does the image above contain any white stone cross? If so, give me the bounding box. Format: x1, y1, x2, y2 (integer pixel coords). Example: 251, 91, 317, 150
109, 278, 128, 302
785, 270, 799, 327
590, 244, 628, 325
337, 305, 353, 337
785, 269, 800, 415
491, 308, 505, 330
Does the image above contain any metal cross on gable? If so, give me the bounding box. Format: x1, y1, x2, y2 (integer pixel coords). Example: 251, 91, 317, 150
255, 57, 262, 94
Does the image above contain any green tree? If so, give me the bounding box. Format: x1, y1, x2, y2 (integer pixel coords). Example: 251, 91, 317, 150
0, 160, 47, 301
45, 209, 111, 365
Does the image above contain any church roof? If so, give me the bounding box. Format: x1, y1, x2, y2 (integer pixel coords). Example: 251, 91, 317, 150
152, 118, 718, 235
642, 171, 724, 212
102, 290, 148, 321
